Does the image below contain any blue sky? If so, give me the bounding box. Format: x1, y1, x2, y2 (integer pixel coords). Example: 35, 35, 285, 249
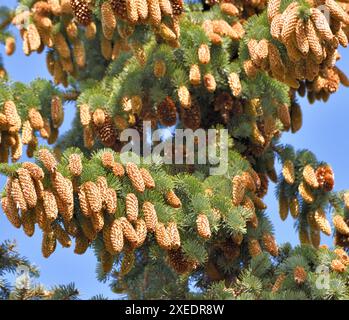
1, 0, 349, 299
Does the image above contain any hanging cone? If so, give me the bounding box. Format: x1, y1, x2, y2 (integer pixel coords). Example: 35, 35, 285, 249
139, 168, 155, 189
109, 219, 124, 254
166, 190, 182, 208
248, 238, 262, 257
314, 208, 331, 236
68, 153, 83, 176
120, 217, 138, 247
232, 175, 245, 206
155, 222, 172, 250
126, 162, 145, 193
1, 196, 21, 228
38, 149, 57, 172
74, 232, 89, 255
17, 168, 37, 208
298, 182, 314, 204
315, 165, 334, 192
41, 231, 57, 258
167, 221, 180, 249
53, 223, 72, 248
126, 193, 139, 222
135, 219, 147, 247
282, 160, 295, 184
279, 191, 289, 221
272, 273, 286, 293
196, 214, 211, 239
262, 233, 278, 257
331, 259, 346, 273
157, 96, 177, 127
294, 266, 307, 284
70, 0, 92, 26
142, 201, 158, 232
303, 164, 319, 188
289, 197, 300, 218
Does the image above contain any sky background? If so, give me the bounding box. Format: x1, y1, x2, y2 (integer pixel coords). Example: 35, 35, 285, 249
1, 0, 349, 299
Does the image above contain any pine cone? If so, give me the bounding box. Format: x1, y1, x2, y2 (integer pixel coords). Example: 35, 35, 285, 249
22, 162, 44, 180
314, 208, 331, 236
135, 219, 147, 247
154, 59, 166, 78
106, 188, 118, 214
100, 250, 114, 273
111, 0, 128, 19
198, 44, 210, 64
120, 250, 136, 276
68, 153, 83, 176
147, 0, 161, 25
196, 214, 211, 239
289, 197, 300, 218
155, 222, 172, 249
189, 64, 201, 86
315, 165, 334, 191
9, 177, 28, 212
167, 221, 180, 249
262, 233, 278, 257
70, 0, 92, 26
95, 115, 118, 147
42, 231, 57, 258
279, 191, 289, 221
38, 148, 57, 172
180, 101, 201, 130
277, 103, 291, 130
228, 72, 242, 97
74, 232, 89, 255
112, 162, 125, 177
331, 259, 346, 273
1, 196, 21, 228
178, 85, 191, 109
282, 160, 295, 184
294, 266, 307, 284
248, 238, 262, 257
28, 108, 44, 130
303, 164, 319, 188
166, 190, 182, 208
17, 168, 37, 209
126, 193, 139, 222
101, 151, 115, 168
83, 126, 94, 149
126, 162, 145, 193
272, 273, 286, 293
53, 223, 72, 248
42, 190, 58, 222
290, 102, 302, 133
139, 168, 155, 189
142, 201, 158, 232
298, 182, 314, 204
84, 181, 103, 214
333, 215, 349, 235
120, 217, 138, 247
232, 175, 245, 206
109, 219, 124, 254
79, 104, 91, 126
203, 73, 216, 92
52, 172, 74, 206
267, 0, 281, 23
157, 96, 177, 127
91, 210, 105, 232
5, 37, 15, 56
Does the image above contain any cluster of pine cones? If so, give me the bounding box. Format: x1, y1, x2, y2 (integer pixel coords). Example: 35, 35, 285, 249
273, 247, 349, 293
1, 148, 222, 275
0, 98, 64, 163
243, 0, 349, 91
280, 158, 337, 246
7, 0, 184, 86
